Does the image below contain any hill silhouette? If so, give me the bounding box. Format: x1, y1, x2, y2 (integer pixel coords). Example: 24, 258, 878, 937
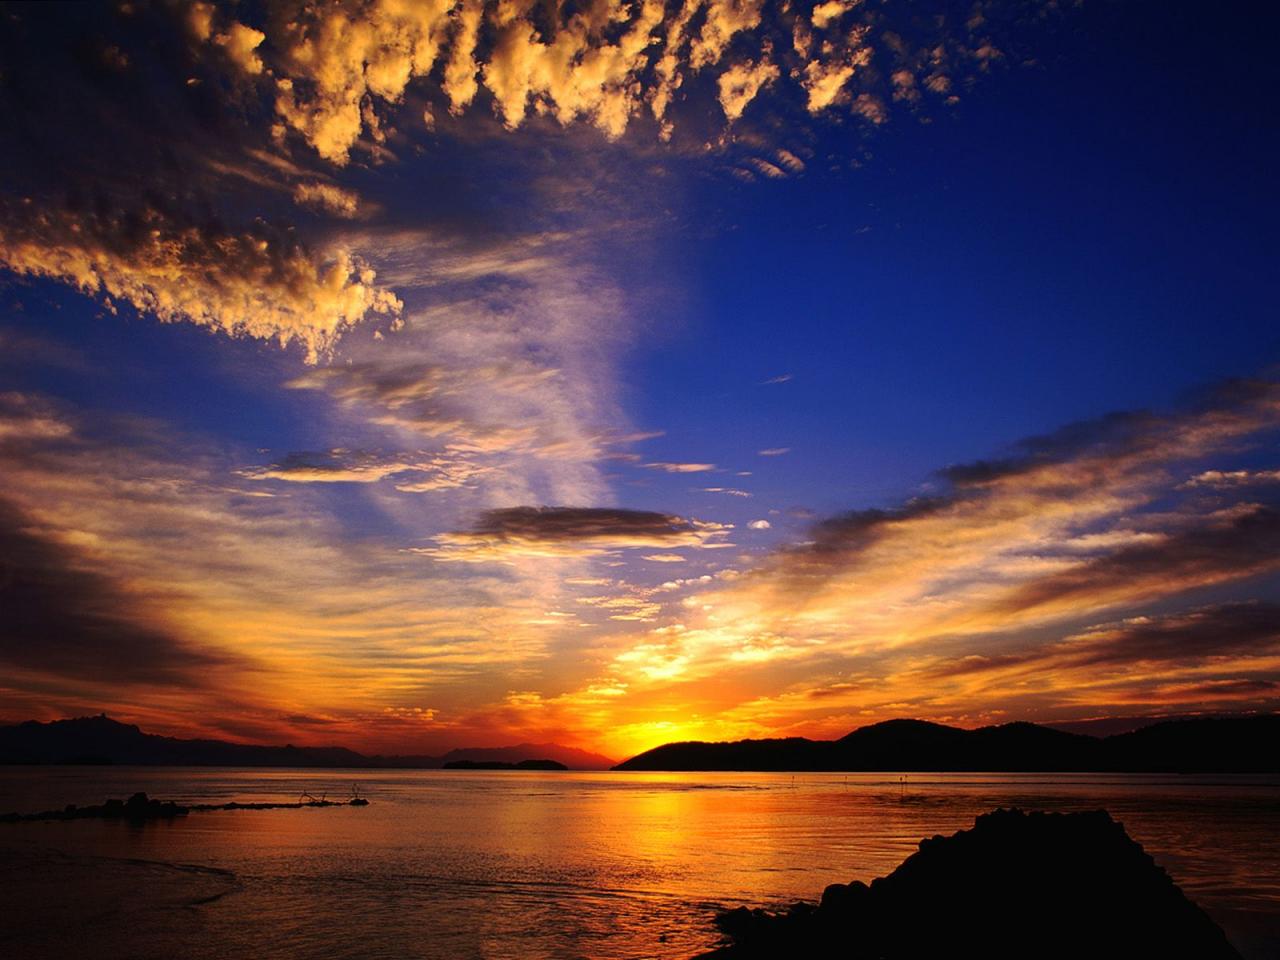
441, 759, 568, 770
615, 716, 1280, 772
0, 716, 615, 769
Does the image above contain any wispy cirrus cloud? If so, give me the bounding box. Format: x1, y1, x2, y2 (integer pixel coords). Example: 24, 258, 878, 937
643, 461, 718, 473
701, 487, 752, 497
1182, 468, 1280, 489
928, 602, 1280, 677
239, 449, 491, 492
277, 227, 644, 508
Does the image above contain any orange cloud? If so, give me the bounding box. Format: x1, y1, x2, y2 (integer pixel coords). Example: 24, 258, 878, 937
0, 203, 400, 362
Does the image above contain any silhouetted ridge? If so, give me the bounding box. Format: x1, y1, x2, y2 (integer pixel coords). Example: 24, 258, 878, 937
0, 716, 614, 769
615, 715, 1279, 771
441, 759, 567, 770
705, 808, 1241, 959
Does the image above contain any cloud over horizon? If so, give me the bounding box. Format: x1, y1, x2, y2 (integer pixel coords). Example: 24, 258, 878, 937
420, 506, 732, 562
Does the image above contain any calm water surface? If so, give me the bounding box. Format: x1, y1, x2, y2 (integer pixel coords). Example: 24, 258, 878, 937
1, 768, 1278, 959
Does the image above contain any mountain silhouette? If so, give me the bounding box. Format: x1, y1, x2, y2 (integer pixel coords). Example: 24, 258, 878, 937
615, 716, 1280, 772
441, 759, 568, 770
0, 716, 614, 769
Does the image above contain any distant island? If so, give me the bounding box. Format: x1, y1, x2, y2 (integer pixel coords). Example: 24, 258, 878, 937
0, 716, 614, 769
614, 716, 1280, 773
442, 759, 568, 770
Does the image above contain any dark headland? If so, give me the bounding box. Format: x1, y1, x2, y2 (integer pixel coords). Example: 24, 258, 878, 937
614, 715, 1280, 772
703, 807, 1242, 959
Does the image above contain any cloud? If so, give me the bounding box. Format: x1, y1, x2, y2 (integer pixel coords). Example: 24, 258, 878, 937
0, 392, 73, 443
753, 380, 1280, 602
748, 519, 772, 530
0, 201, 400, 361
811, 1, 855, 31
240, 449, 488, 491
468, 505, 714, 546
293, 181, 363, 218
990, 505, 1280, 619
285, 359, 563, 450
761, 373, 793, 385
419, 506, 732, 562
801, 33, 872, 112
643, 461, 717, 473
717, 56, 780, 121
927, 602, 1280, 679
264, 0, 456, 164
0, 390, 606, 750
0, 497, 233, 686
672, 0, 762, 75
1137, 678, 1279, 704
242, 451, 416, 484
1182, 469, 1280, 489
277, 232, 639, 506
758, 447, 791, 456
26, 0, 1038, 167
1060, 603, 1280, 668
0, 3, 403, 359
701, 487, 752, 497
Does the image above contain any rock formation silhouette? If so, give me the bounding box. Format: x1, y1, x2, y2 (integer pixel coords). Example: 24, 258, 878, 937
704, 808, 1241, 959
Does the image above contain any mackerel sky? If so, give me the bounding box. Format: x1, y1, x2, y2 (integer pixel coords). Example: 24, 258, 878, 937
1, 0, 1277, 758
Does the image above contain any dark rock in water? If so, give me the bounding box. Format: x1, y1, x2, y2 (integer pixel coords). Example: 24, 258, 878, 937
704, 808, 1241, 960
0, 791, 189, 823
121, 791, 188, 821
1, 791, 373, 822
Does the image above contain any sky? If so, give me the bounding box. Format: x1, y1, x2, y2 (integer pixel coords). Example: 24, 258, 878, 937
1, 0, 1278, 761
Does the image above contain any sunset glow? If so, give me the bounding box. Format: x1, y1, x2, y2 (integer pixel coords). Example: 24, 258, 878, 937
2, 0, 1277, 763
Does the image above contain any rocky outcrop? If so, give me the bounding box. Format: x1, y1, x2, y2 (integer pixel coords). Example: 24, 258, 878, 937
704, 808, 1241, 959
1, 791, 369, 822
0, 791, 188, 823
